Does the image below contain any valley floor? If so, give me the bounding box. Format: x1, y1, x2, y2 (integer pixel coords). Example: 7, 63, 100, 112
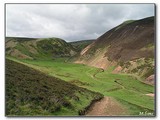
7, 57, 155, 116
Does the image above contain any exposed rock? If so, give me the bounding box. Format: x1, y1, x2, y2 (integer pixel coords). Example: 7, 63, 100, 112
112, 66, 123, 74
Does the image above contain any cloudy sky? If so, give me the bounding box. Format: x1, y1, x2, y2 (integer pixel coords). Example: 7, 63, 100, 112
6, 4, 155, 42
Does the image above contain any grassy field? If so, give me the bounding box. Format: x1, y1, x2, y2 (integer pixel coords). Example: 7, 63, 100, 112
6, 59, 103, 116
7, 57, 155, 115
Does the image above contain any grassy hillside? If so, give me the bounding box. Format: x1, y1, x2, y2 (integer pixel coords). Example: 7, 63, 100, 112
6, 59, 103, 116
6, 37, 76, 60
10, 58, 154, 116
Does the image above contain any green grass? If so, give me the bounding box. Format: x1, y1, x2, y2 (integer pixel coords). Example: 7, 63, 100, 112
6, 59, 103, 116
15, 43, 34, 57
6, 37, 76, 60
9, 58, 154, 115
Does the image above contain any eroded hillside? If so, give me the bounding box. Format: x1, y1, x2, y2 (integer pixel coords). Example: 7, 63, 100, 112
75, 16, 155, 81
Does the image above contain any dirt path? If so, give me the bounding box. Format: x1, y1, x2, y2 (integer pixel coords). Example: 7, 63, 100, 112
85, 97, 127, 116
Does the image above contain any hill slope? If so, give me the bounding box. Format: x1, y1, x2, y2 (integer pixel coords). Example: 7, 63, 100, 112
75, 16, 155, 79
70, 39, 95, 52
6, 59, 103, 116
6, 37, 77, 60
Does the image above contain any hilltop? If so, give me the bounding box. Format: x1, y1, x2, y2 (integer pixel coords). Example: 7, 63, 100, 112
6, 37, 77, 60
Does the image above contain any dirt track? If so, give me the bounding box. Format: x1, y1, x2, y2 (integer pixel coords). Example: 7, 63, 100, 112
85, 97, 127, 116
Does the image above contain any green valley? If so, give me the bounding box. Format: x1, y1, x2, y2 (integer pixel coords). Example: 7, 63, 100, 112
5, 16, 155, 116
6, 59, 103, 116
7, 57, 155, 115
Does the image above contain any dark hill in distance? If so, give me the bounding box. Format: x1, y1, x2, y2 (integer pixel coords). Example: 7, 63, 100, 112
70, 39, 95, 52
75, 16, 155, 79
6, 37, 77, 60
6, 59, 103, 116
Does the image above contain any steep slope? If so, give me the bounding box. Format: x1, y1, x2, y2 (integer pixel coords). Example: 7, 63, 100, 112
6, 37, 76, 60
75, 16, 155, 79
6, 59, 103, 116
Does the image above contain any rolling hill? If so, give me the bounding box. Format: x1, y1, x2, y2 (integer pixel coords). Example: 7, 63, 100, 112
75, 16, 155, 80
6, 37, 77, 60
6, 59, 103, 116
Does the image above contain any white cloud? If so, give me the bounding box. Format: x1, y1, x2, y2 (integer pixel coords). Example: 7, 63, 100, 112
6, 4, 155, 41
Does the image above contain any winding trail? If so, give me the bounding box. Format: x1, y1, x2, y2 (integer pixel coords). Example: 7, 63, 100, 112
85, 97, 127, 116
